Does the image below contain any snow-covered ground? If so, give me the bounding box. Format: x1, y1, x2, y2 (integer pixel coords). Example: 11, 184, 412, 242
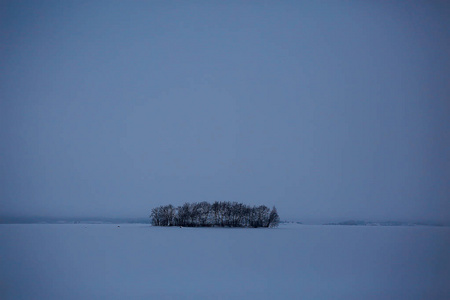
1, 223, 449, 299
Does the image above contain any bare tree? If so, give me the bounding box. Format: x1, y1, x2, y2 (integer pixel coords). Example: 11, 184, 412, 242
268, 206, 280, 228
150, 202, 280, 228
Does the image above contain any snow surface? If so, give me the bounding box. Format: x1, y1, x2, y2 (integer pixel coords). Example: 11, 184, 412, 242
1, 223, 449, 299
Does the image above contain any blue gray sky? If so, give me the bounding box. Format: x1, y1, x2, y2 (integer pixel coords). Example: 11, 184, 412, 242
1, 1, 449, 222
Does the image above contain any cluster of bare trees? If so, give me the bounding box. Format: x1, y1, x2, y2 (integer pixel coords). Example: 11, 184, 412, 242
150, 201, 280, 228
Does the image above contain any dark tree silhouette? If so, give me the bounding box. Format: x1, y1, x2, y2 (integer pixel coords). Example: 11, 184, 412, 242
150, 202, 280, 228
268, 206, 280, 228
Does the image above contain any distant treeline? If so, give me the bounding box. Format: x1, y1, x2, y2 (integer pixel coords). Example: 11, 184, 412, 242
0, 216, 149, 224
325, 220, 444, 227
150, 202, 280, 228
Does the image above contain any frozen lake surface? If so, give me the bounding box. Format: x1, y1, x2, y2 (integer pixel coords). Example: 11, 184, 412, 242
1, 223, 449, 299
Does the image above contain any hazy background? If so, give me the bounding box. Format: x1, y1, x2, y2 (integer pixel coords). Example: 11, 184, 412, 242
1, 0, 449, 223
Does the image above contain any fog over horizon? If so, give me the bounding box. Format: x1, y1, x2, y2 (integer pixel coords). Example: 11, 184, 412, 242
1, 1, 449, 223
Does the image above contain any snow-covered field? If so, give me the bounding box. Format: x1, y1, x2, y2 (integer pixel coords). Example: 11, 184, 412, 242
1, 223, 449, 299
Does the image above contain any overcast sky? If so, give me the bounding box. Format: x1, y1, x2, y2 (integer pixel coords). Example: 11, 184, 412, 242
1, 1, 449, 222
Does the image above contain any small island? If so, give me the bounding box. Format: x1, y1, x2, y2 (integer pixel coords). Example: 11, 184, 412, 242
150, 201, 280, 228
